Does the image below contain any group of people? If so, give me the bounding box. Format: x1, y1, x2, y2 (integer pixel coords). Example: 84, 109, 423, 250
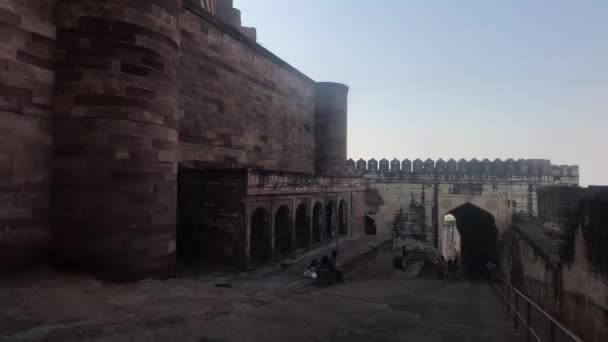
303, 249, 343, 286
437, 255, 460, 279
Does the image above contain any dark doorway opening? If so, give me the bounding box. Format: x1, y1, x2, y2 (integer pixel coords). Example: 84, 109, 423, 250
295, 203, 310, 250
177, 167, 192, 265
176, 167, 204, 266
326, 201, 337, 242
365, 214, 377, 235
274, 205, 292, 258
338, 200, 347, 236
449, 203, 498, 278
250, 207, 271, 264
312, 202, 323, 246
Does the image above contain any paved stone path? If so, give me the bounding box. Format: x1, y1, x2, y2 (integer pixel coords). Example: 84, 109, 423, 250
193, 274, 517, 342
2, 270, 517, 341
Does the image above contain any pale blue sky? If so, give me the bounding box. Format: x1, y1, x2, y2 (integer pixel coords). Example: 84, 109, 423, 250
235, 0, 608, 186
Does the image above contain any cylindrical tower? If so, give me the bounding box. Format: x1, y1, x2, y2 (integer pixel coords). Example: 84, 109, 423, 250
314, 82, 349, 177
0, 0, 56, 269
53, 0, 182, 280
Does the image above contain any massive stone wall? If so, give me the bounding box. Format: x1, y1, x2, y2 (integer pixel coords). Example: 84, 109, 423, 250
179, 3, 317, 173
0, 0, 351, 278
0, 0, 56, 269
52, 0, 182, 279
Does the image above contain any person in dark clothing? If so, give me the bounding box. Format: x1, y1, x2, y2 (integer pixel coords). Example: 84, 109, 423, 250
394, 246, 408, 270
447, 258, 454, 277
318, 255, 333, 286
438, 256, 447, 279
330, 250, 343, 283
485, 260, 497, 282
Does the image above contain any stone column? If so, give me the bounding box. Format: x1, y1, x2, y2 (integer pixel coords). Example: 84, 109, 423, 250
0, 0, 56, 269
53, 0, 182, 280
314, 82, 349, 176
290, 197, 296, 252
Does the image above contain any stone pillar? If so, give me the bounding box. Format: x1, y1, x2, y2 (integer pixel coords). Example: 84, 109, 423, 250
314, 82, 349, 176
53, 0, 182, 280
0, 0, 56, 269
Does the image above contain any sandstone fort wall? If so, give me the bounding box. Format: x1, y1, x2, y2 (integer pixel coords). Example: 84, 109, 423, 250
0, 0, 56, 269
179, 2, 318, 174
499, 187, 608, 342
358, 158, 579, 256
0, 0, 352, 276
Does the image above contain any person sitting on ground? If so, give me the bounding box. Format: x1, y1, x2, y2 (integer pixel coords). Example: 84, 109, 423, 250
304, 259, 319, 279
330, 250, 344, 283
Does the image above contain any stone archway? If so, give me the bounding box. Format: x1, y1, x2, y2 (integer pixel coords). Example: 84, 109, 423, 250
447, 203, 499, 278
295, 203, 310, 250
312, 202, 324, 246
250, 207, 271, 264
274, 205, 292, 258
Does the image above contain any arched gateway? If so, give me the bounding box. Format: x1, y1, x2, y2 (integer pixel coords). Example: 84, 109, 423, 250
442, 203, 499, 277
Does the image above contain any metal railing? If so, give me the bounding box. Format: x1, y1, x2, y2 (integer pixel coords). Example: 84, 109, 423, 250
491, 274, 583, 342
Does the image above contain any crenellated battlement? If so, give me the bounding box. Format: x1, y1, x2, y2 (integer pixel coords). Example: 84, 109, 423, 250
346, 158, 579, 178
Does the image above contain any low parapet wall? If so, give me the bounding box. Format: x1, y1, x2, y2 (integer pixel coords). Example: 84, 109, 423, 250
246, 169, 365, 196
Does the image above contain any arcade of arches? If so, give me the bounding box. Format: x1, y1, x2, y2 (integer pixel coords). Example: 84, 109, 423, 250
249, 199, 350, 265
440, 203, 498, 277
